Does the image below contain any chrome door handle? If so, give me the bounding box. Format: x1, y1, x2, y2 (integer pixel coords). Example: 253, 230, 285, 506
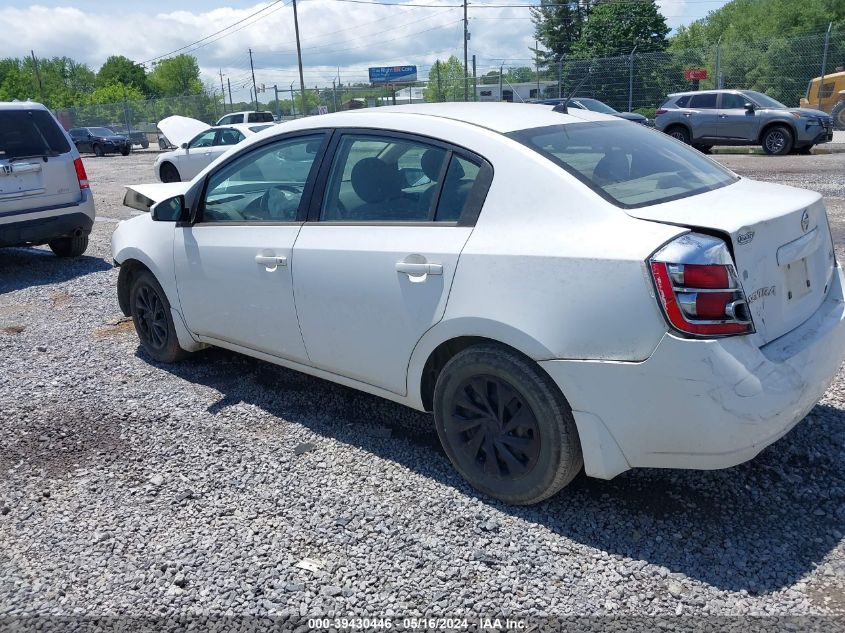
395, 262, 442, 276
719, 114, 729, 118
255, 254, 287, 267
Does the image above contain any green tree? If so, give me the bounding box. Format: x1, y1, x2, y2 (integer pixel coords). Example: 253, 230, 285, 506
574, 0, 669, 58
86, 82, 146, 105
148, 54, 203, 97
505, 66, 534, 83
98, 55, 149, 94
424, 57, 466, 102
531, 0, 590, 67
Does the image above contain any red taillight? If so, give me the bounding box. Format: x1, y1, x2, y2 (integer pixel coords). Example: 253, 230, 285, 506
655, 108, 668, 115
649, 234, 754, 338
73, 157, 89, 190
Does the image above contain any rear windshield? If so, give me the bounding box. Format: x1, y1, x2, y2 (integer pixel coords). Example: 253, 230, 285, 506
0, 109, 71, 159
248, 112, 274, 123
508, 121, 738, 208
248, 124, 272, 133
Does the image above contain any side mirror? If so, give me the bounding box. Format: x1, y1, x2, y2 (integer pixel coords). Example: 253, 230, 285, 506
181, 142, 189, 150
151, 195, 187, 222
744, 102, 755, 112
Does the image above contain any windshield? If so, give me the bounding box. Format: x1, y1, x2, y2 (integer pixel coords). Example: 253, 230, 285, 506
577, 99, 618, 114
0, 109, 71, 159
89, 127, 116, 136
508, 121, 738, 208
742, 91, 787, 109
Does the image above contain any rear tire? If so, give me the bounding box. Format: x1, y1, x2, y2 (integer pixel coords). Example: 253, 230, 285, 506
129, 270, 189, 363
93, 144, 104, 157
120, 147, 130, 156
141, 140, 150, 149
48, 234, 88, 258
761, 125, 793, 155
159, 163, 180, 183
832, 102, 845, 131
433, 344, 583, 505
666, 125, 690, 144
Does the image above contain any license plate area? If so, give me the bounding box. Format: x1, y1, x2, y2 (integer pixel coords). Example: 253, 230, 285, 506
784, 257, 812, 302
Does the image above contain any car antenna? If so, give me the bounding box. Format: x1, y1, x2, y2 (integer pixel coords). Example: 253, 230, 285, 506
553, 68, 592, 115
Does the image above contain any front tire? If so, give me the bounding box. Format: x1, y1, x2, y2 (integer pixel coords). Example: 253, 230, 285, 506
666, 125, 690, 144
761, 125, 793, 155
129, 270, 189, 363
159, 162, 180, 183
433, 344, 583, 505
120, 147, 131, 156
831, 102, 845, 131
48, 234, 88, 257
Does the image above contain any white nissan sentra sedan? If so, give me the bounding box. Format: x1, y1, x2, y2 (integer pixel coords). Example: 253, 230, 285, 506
112, 103, 845, 505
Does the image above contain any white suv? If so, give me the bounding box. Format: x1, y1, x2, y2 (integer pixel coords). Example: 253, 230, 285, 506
215, 111, 275, 126
0, 101, 95, 257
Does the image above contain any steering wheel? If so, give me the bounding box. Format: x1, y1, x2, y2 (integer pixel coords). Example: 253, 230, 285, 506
259, 185, 303, 220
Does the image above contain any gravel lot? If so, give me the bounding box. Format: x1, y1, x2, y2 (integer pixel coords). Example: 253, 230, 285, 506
2, 149, 845, 627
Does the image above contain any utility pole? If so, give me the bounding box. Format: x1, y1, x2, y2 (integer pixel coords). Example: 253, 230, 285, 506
472, 54, 477, 102
121, 82, 132, 136
463, 0, 469, 101
499, 64, 503, 102
628, 45, 638, 113
332, 80, 338, 112
290, 83, 296, 116
292, 0, 307, 116
819, 22, 833, 105
248, 48, 258, 110
227, 78, 233, 110
558, 57, 563, 98
219, 69, 226, 113
714, 36, 722, 89
30, 50, 44, 102
435, 61, 442, 102
535, 40, 540, 98
274, 84, 281, 119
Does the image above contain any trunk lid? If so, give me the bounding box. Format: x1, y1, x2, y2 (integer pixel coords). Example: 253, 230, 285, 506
628, 178, 835, 345
0, 156, 80, 214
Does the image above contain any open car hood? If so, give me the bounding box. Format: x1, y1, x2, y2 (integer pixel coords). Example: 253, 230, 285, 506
123, 182, 191, 213
157, 116, 210, 148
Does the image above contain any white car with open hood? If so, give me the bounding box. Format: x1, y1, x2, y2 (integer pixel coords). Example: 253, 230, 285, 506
112, 103, 845, 505
153, 115, 273, 183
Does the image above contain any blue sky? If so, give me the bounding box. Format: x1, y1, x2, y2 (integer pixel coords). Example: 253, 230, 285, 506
3, 1, 731, 100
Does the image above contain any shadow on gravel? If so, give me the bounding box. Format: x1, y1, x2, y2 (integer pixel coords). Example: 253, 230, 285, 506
0, 247, 111, 295
154, 347, 845, 595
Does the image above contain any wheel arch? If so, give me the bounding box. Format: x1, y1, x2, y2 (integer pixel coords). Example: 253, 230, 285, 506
116, 258, 152, 316
663, 122, 691, 137
409, 318, 555, 412
158, 160, 178, 181
757, 119, 796, 144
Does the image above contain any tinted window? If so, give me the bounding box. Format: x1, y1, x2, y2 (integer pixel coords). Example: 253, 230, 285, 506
674, 95, 691, 107
189, 130, 216, 148
249, 125, 272, 133
202, 134, 323, 223
689, 94, 717, 109
436, 156, 481, 222
0, 109, 71, 158
720, 93, 747, 109
217, 115, 235, 125
248, 112, 274, 123
578, 99, 618, 114
321, 135, 448, 222
217, 128, 244, 146
89, 127, 116, 136
742, 90, 786, 109
509, 121, 737, 208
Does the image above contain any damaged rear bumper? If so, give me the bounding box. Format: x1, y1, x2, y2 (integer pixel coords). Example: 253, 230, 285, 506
540, 265, 845, 480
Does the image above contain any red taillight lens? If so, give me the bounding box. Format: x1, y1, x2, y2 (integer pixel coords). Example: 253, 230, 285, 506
649, 234, 754, 338
73, 157, 89, 190
655, 108, 668, 115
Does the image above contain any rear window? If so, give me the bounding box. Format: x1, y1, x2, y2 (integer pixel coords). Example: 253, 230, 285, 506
0, 109, 71, 159
249, 124, 272, 133
508, 121, 738, 208
689, 94, 717, 108
673, 95, 690, 107
248, 112, 274, 123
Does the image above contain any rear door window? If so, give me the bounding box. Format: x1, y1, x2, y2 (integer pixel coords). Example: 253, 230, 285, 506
216, 128, 245, 146
0, 109, 71, 159
248, 112, 274, 123
689, 94, 717, 109
720, 93, 747, 109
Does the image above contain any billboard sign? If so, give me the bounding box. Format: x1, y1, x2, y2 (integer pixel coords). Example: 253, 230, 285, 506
369, 65, 418, 85
684, 68, 708, 81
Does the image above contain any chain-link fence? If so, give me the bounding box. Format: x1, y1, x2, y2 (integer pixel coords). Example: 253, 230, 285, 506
54, 26, 844, 140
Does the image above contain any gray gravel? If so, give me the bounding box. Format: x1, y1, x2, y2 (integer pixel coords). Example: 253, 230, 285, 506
1, 150, 845, 625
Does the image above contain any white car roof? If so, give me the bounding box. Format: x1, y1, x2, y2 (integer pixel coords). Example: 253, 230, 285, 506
287, 102, 617, 135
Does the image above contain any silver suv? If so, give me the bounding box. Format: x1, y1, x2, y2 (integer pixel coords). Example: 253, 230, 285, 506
0, 101, 95, 257
655, 89, 834, 155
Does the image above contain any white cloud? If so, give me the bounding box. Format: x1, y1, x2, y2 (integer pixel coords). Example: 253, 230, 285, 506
1, 1, 720, 101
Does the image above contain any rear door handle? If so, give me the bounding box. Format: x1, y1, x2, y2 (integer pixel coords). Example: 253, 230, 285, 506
395, 262, 442, 276
255, 254, 287, 268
